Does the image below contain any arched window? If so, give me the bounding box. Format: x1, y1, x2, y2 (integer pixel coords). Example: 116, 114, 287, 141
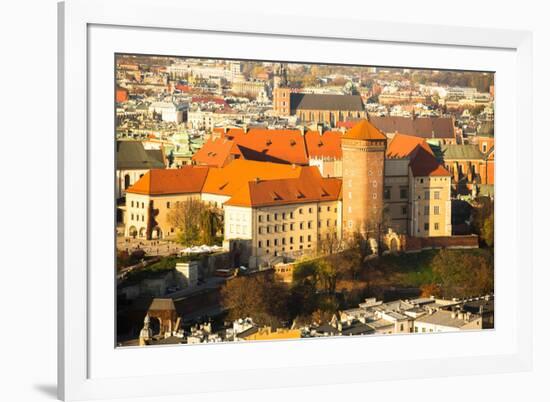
124, 174, 131, 189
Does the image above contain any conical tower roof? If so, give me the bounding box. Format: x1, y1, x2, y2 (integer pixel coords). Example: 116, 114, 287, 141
342, 119, 386, 141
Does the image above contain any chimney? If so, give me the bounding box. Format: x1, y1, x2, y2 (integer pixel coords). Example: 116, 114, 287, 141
299, 126, 305, 136
317, 123, 324, 135
243, 124, 248, 134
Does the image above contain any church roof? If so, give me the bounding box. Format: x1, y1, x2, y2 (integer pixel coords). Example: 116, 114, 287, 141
290, 93, 364, 111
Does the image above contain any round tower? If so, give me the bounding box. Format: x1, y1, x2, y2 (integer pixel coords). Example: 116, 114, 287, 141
341, 119, 387, 236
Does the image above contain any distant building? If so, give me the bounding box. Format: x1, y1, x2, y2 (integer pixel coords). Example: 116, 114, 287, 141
413, 309, 482, 333
368, 115, 456, 145
273, 87, 365, 126
116, 140, 165, 199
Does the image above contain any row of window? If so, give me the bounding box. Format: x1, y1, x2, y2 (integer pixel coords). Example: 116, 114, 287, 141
258, 219, 337, 234
258, 232, 336, 249
130, 200, 146, 209
420, 222, 440, 231
383, 187, 408, 200
416, 190, 441, 200
258, 206, 337, 223
423, 205, 441, 215
130, 213, 145, 222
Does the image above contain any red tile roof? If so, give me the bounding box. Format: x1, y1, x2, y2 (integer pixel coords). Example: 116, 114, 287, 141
409, 146, 451, 177
225, 167, 342, 207
126, 166, 209, 195
386, 133, 434, 158
304, 130, 342, 159
202, 159, 305, 197
191, 137, 242, 167
221, 128, 309, 165
342, 119, 387, 141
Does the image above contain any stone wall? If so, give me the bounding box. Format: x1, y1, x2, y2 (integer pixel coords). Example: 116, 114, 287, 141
403, 234, 479, 252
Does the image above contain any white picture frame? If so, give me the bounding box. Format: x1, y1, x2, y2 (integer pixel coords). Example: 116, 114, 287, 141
58, 0, 533, 400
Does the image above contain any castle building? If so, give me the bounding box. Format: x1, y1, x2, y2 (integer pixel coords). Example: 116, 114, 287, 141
341, 120, 387, 235
124, 120, 455, 264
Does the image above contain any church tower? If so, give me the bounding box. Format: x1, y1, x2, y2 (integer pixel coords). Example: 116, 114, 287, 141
273, 63, 291, 116
341, 119, 387, 236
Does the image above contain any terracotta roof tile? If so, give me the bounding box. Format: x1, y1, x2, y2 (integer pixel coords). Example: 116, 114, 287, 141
304, 130, 342, 159
192, 137, 242, 167
225, 168, 342, 207
222, 128, 308, 165
386, 133, 434, 158
409, 145, 451, 177
342, 119, 387, 141
202, 159, 305, 197
126, 166, 209, 195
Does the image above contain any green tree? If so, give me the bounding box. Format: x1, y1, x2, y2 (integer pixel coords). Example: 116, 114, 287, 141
471, 197, 494, 248
221, 274, 289, 327
167, 199, 222, 246
430, 249, 494, 298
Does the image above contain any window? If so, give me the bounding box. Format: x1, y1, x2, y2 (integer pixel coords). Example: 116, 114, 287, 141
307, 235, 311, 242
327, 206, 331, 211
434, 206, 440, 215
266, 240, 270, 247
424, 223, 429, 231
282, 212, 286, 220
290, 212, 294, 219
383, 187, 391, 200
299, 222, 303, 230
258, 241, 262, 248
400, 187, 408, 199
166, 201, 170, 208
274, 239, 278, 246
424, 191, 430, 200
131, 200, 134, 207
308, 207, 312, 213
414, 326, 418, 333
274, 213, 278, 220
258, 227, 263, 234
434, 222, 440, 230
290, 237, 294, 244
290, 223, 294, 230
131, 214, 134, 220
402, 206, 407, 215
282, 238, 286, 245
400, 324, 404, 331
326, 219, 330, 227
424, 206, 429, 215
308, 221, 312, 229
266, 214, 270, 222
434, 191, 440, 200
299, 208, 303, 214
373, 193, 377, 199
142, 215, 145, 222
258, 215, 263, 223
299, 236, 303, 243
